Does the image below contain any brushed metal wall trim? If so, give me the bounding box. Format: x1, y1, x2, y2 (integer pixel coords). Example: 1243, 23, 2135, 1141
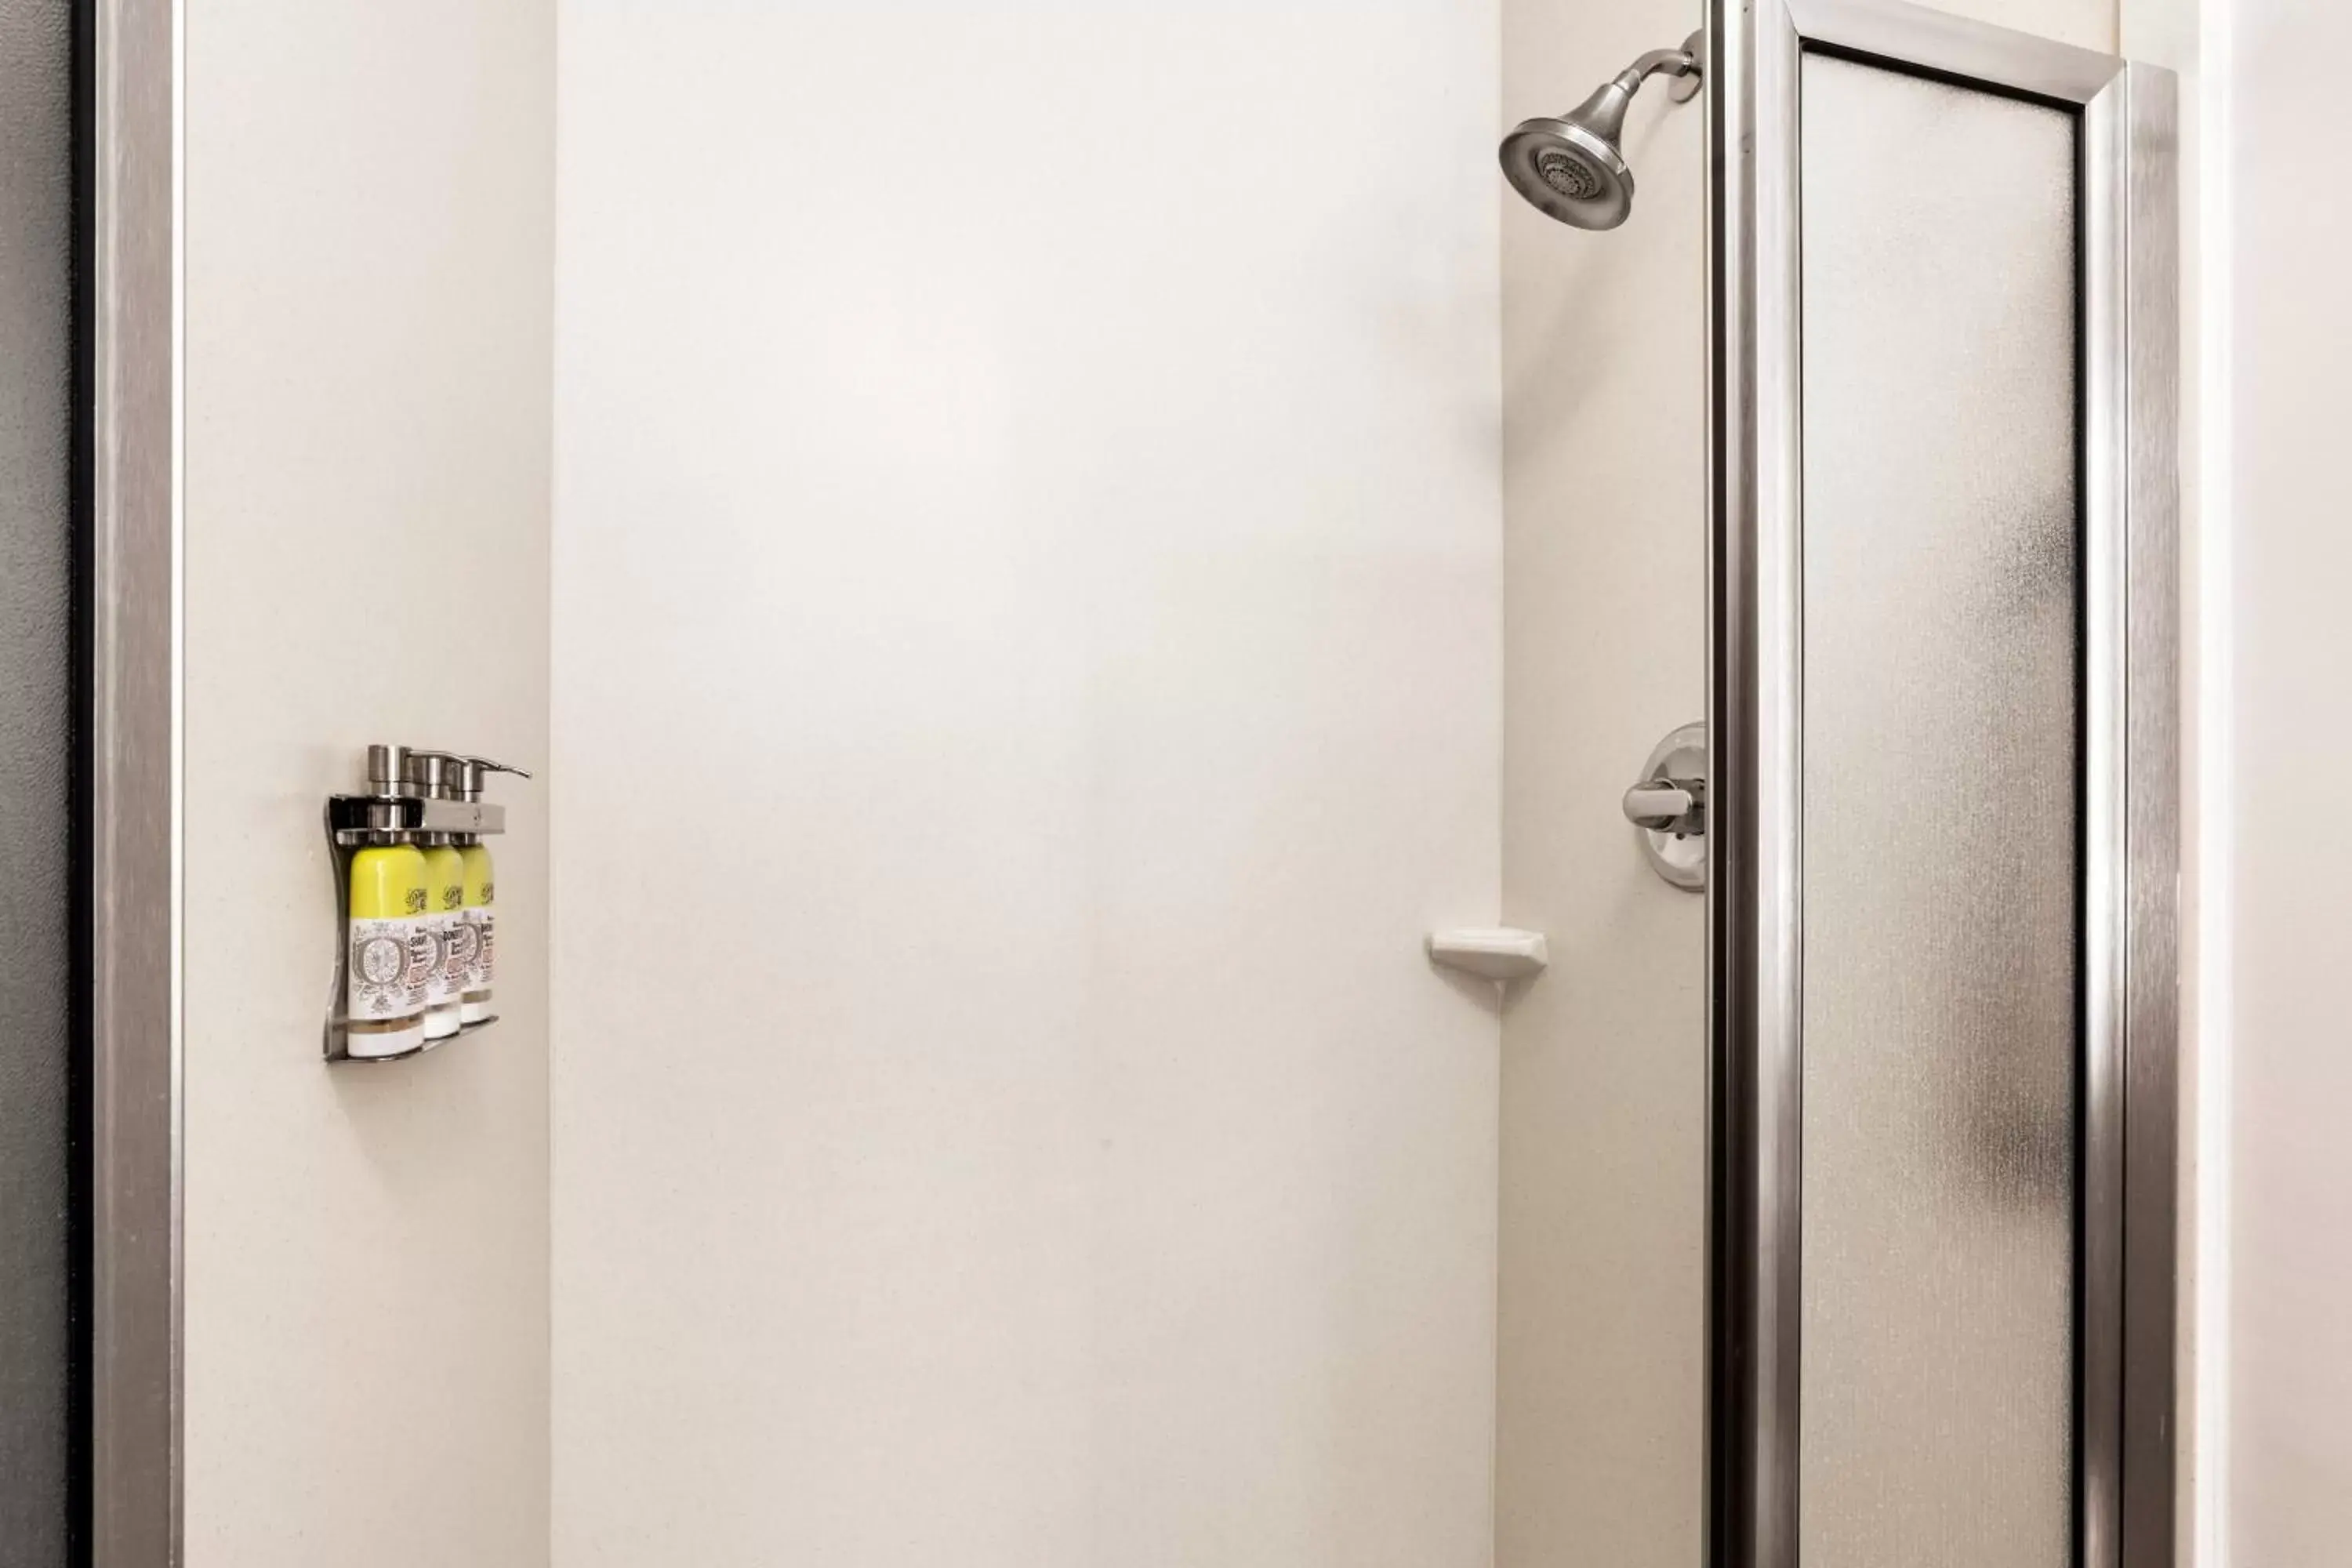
89, 0, 181, 1560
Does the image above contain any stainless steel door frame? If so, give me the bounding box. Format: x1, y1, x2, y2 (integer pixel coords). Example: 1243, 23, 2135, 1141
1702, 4, 2180, 1567
90, 0, 181, 1561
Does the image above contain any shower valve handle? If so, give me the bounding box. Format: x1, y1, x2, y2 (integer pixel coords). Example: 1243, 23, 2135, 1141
1623, 777, 1706, 836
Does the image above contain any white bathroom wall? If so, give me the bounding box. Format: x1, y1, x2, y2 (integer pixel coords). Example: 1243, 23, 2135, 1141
182, 4, 557, 1565
549, 4, 1504, 1566
2220, 2, 2352, 1563
1492, 2, 2117, 1564
1493, 1, 1708, 1559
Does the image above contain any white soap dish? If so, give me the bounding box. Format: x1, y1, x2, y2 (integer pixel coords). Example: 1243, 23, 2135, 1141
1425, 927, 1550, 982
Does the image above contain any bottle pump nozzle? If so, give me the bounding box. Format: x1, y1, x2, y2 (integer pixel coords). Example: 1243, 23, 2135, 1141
403, 750, 451, 798
452, 756, 533, 801
365, 743, 412, 798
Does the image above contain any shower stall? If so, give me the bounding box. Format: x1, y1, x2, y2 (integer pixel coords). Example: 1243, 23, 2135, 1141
1495, 8, 2177, 1565
42, 0, 2183, 1564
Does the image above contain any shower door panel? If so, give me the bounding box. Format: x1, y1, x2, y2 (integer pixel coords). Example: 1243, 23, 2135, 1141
1798, 54, 2082, 1568
1704, 5, 2178, 1568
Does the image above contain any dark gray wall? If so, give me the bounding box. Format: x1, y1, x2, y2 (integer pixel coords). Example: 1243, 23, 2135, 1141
1, 0, 76, 1561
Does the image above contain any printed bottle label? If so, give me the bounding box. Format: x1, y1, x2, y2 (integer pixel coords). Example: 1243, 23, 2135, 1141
348, 919, 424, 1020
401, 921, 439, 1007
467, 909, 496, 989
422, 914, 459, 1005
445, 915, 479, 997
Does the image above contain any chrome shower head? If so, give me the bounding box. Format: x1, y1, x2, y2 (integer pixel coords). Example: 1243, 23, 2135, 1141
1501, 108, 1636, 230
1500, 32, 1703, 230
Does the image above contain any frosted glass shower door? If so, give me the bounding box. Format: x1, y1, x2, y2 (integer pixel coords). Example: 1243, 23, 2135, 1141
1703, 5, 2180, 1568
1798, 53, 2081, 1568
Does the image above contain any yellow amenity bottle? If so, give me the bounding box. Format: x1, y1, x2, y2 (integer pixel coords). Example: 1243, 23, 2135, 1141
453, 755, 526, 1026
408, 752, 469, 1043
459, 837, 495, 1025
347, 745, 430, 1058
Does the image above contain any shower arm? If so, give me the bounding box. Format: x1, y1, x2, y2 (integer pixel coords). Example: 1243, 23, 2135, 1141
1618, 48, 1696, 88
1610, 38, 1704, 103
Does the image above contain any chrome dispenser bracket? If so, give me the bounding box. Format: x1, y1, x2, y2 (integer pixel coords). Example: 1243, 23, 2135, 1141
1624, 721, 1707, 891
325, 792, 506, 846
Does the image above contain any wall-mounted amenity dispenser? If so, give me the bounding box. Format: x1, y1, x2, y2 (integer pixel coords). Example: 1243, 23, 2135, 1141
324, 744, 529, 1063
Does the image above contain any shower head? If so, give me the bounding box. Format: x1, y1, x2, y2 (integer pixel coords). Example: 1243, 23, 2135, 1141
1500, 32, 1703, 230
